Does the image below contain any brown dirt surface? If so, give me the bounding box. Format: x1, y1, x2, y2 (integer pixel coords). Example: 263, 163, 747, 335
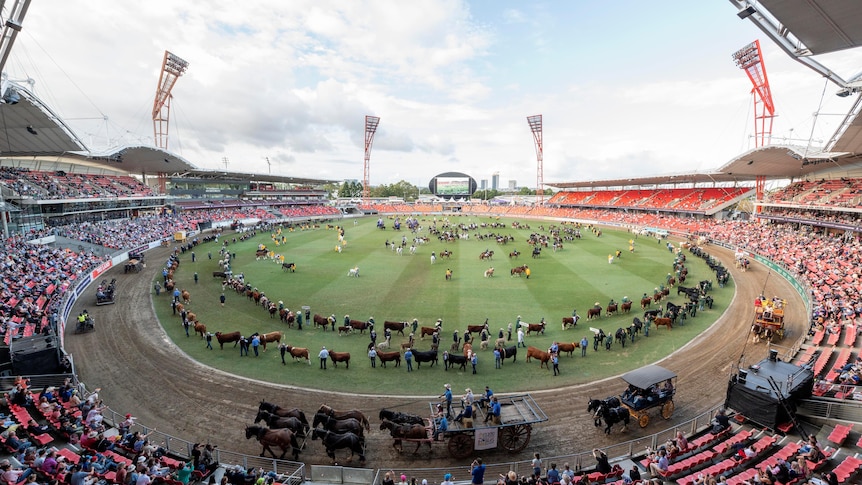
64, 242, 807, 469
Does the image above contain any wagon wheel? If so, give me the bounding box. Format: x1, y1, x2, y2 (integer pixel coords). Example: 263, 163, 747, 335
499, 424, 532, 453
447, 433, 473, 459
637, 412, 649, 428
661, 400, 675, 420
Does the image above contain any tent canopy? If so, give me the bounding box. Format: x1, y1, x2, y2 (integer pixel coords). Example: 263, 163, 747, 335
621, 365, 677, 390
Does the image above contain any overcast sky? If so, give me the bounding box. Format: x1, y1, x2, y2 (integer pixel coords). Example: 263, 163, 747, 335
9, 1, 862, 187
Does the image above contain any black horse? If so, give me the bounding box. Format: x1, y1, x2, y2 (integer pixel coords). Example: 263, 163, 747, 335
500, 345, 517, 366
587, 397, 621, 427
379, 409, 424, 426
258, 401, 309, 428
254, 410, 308, 438
596, 404, 630, 434
311, 428, 366, 463
312, 412, 365, 439
412, 349, 438, 368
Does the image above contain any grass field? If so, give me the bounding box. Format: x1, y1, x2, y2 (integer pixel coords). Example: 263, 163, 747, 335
153, 215, 732, 395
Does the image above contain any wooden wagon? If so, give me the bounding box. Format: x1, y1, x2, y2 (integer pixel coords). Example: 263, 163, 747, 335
425, 393, 548, 458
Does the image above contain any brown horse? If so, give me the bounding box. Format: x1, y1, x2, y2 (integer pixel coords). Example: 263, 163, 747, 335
318, 404, 370, 431
245, 425, 300, 460
329, 350, 351, 368
259, 331, 283, 351
511, 265, 528, 276
379, 419, 430, 454
621, 301, 632, 313
587, 307, 602, 320
562, 316, 578, 330
653, 317, 673, 330
641, 297, 652, 309
606, 303, 618, 317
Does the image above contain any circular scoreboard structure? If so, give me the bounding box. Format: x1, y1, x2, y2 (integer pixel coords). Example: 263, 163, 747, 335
428, 171, 477, 199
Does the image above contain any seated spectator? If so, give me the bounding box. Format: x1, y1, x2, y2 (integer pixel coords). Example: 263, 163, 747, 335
710, 408, 730, 434
546, 464, 560, 484
0, 461, 34, 484
1, 425, 31, 453
647, 449, 668, 478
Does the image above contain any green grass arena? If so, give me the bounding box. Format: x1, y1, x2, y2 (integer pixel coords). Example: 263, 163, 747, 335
153, 215, 732, 394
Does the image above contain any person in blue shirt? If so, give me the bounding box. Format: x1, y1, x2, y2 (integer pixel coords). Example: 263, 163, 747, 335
485, 396, 501, 424
470, 458, 486, 485
439, 384, 453, 418
580, 336, 589, 357
404, 349, 413, 372
433, 414, 448, 441
478, 386, 494, 409
546, 463, 561, 484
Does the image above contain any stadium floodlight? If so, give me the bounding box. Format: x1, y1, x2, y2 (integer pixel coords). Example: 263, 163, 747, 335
527, 115, 544, 205
732, 40, 775, 149
363, 115, 380, 201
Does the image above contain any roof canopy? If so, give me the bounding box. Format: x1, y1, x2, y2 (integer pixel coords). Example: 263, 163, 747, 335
621, 365, 677, 390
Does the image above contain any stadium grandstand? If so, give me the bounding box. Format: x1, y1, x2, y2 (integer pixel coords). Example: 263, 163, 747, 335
3, 1, 862, 485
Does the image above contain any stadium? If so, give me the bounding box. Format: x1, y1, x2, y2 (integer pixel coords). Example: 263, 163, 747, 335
1, 2, 862, 485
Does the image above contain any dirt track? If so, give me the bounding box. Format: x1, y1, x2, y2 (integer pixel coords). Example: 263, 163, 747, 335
64, 241, 807, 469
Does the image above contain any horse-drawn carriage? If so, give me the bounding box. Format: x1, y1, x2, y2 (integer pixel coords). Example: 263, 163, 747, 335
618, 365, 676, 428
421, 394, 547, 459
752, 296, 786, 342
95, 279, 116, 305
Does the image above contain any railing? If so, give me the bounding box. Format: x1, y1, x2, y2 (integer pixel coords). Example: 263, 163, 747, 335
796, 397, 862, 423
370, 404, 724, 485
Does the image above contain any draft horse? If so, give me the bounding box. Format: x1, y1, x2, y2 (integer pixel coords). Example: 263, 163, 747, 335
379, 409, 425, 426
254, 410, 308, 438
244, 425, 300, 460
311, 428, 366, 464
258, 401, 309, 428
380, 419, 431, 454
318, 404, 370, 431
587, 397, 621, 427
312, 412, 365, 439
593, 402, 630, 434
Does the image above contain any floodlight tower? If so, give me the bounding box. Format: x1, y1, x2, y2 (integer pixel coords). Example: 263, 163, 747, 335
527, 114, 544, 205
363, 115, 380, 201
152, 51, 189, 150
732, 40, 775, 149
732, 40, 775, 209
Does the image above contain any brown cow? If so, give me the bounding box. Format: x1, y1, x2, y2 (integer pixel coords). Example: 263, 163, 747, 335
181, 289, 191, 305
466, 324, 487, 333
260, 331, 283, 351
286, 345, 311, 364
176, 303, 185, 315
186, 312, 197, 323
193, 322, 207, 338
383, 321, 407, 336
526, 346, 551, 369
215, 331, 241, 349
329, 351, 350, 368
419, 327, 438, 339
653, 317, 673, 330
338, 326, 353, 335
556, 342, 579, 357
524, 321, 546, 335
377, 350, 401, 368
313, 314, 329, 330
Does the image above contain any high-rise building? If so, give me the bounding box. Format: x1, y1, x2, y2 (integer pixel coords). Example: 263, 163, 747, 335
480, 179, 488, 190
492, 172, 500, 191
508, 180, 517, 191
